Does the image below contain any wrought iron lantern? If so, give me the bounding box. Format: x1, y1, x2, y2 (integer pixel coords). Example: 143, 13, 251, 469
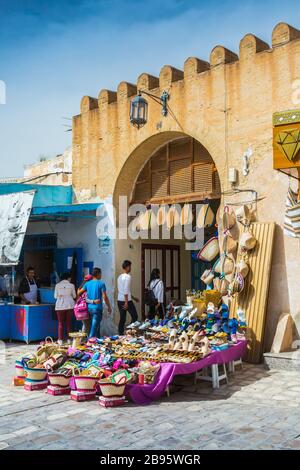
130, 89, 169, 129
130, 93, 148, 129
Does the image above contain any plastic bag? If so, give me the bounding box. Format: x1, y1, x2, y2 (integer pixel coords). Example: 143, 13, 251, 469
100, 311, 118, 337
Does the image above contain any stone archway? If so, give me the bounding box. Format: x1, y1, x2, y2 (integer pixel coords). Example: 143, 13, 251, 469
113, 130, 222, 209
112, 131, 222, 316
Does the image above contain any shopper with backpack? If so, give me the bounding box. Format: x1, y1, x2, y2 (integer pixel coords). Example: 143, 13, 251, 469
146, 268, 165, 319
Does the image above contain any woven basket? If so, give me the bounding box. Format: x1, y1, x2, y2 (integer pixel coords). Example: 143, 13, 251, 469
202, 290, 222, 307
74, 376, 98, 391
24, 366, 47, 382
48, 372, 71, 388
98, 381, 126, 398
15, 361, 25, 378
192, 299, 206, 316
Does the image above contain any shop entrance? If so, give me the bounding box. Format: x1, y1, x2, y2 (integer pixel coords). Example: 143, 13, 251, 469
141, 244, 180, 316
113, 132, 221, 319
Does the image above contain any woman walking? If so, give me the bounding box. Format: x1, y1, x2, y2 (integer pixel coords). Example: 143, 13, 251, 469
147, 268, 165, 319
54, 272, 76, 345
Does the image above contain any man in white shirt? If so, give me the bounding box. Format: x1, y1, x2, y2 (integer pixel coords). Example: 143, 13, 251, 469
117, 260, 139, 334
54, 272, 76, 344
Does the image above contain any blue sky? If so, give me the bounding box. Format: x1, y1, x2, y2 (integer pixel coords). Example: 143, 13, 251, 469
1, 0, 300, 176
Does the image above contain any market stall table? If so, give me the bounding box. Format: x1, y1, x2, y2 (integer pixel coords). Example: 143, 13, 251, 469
125, 340, 247, 405
0, 304, 11, 340
10, 304, 57, 343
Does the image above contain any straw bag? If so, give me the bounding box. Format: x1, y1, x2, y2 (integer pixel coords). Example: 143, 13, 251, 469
48, 370, 72, 388
236, 258, 249, 278
15, 360, 26, 378
197, 204, 215, 228
213, 277, 229, 295
73, 374, 98, 391
235, 205, 251, 224
23, 365, 47, 382
240, 228, 256, 250
222, 234, 238, 254
202, 290, 222, 307
180, 204, 193, 226
200, 269, 214, 285
222, 205, 236, 229
192, 299, 207, 316
98, 380, 126, 398
228, 273, 245, 295
213, 255, 235, 275
197, 237, 219, 262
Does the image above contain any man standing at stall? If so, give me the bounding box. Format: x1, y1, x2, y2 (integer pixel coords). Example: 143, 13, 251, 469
19, 266, 40, 305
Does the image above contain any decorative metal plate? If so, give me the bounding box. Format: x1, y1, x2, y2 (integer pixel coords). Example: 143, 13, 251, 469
273, 109, 300, 126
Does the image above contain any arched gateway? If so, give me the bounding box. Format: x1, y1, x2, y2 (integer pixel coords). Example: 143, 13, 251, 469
113, 132, 221, 317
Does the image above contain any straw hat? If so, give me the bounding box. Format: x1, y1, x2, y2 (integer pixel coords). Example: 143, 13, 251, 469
197, 204, 215, 228
236, 258, 249, 278
180, 204, 193, 226
213, 277, 229, 295
228, 273, 245, 295
235, 204, 251, 225
197, 237, 219, 262
139, 209, 157, 231
222, 234, 238, 254
240, 229, 256, 251
156, 206, 167, 226
166, 206, 180, 230
213, 254, 235, 275
222, 205, 236, 230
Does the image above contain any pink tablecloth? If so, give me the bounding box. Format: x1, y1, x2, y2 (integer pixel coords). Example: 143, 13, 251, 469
126, 340, 247, 405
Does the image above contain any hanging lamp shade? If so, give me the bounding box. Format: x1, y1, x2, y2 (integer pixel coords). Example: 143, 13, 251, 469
130, 94, 148, 128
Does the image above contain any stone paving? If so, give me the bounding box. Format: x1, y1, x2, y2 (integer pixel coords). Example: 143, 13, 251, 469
0, 342, 300, 450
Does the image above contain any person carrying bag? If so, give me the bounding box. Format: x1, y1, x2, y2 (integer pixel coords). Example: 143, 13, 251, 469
145, 268, 165, 319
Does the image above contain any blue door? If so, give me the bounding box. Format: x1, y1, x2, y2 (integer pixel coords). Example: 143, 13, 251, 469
54, 248, 83, 288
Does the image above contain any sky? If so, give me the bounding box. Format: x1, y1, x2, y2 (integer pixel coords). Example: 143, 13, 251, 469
1, 0, 300, 177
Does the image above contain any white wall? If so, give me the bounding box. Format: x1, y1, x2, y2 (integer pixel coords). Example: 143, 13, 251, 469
26, 218, 115, 312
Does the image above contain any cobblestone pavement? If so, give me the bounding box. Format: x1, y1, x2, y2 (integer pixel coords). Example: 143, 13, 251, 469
0, 342, 300, 450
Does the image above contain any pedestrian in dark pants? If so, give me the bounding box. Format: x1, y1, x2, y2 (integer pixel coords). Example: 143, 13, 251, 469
117, 260, 139, 335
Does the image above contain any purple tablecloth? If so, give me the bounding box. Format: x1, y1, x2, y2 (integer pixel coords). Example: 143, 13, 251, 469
126, 340, 247, 405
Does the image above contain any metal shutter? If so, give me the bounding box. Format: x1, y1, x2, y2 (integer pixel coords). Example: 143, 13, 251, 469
152, 171, 168, 198
193, 140, 213, 164
170, 159, 192, 195
193, 163, 213, 193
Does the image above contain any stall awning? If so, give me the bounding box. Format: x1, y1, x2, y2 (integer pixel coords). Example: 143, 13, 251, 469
30, 202, 102, 219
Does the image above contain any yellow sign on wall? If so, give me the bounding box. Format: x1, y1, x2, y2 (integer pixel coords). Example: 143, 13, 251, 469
273, 109, 300, 169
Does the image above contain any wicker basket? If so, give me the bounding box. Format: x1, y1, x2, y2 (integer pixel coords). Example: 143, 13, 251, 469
24, 365, 47, 382
15, 360, 25, 378
98, 380, 126, 398
192, 299, 206, 316
48, 372, 71, 388
202, 290, 222, 307
74, 376, 98, 391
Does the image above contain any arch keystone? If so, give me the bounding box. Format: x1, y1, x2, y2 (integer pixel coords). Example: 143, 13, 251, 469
159, 65, 184, 89
239, 34, 269, 59
137, 73, 159, 92
98, 89, 117, 107
210, 46, 238, 67
184, 57, 210, 79
80, 96, 98, 113
272, 22, 300, 47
